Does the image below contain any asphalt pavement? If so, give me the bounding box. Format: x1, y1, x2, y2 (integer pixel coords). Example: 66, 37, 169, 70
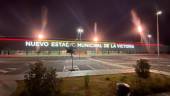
0, 54, 170, 96
0, 54, 170, 75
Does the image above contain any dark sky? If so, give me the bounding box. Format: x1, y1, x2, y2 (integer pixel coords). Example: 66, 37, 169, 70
0, 0, 170, 45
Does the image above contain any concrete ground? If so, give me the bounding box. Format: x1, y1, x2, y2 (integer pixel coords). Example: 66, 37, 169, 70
1, 54, 170, 96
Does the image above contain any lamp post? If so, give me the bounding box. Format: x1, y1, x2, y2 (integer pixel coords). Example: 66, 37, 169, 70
77, 27, 84, 59
156, 10, 162, 57
38, 34, 44, 40
137, 25, 143, 43
93, 37, 98, 55
77, 27, 84, 40
93, 37, 98, 42
36, 33, 44, 55
147, 34, 152, 51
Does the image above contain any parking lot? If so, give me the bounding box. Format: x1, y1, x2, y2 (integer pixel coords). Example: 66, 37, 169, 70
0, 54, 170, 75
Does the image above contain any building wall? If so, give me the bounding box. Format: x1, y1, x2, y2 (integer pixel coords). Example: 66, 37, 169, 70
0, 38, 169, 56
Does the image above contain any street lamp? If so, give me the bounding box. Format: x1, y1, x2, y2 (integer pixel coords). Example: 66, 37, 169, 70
36, 33, 44, 55
156, 10, 162, 56
156, 11, 162, 15
38, 34, 44, 40
137, 25, 143, 43
93, 37, 98, 42
93, 36, 98, 55
147, 34, 152, 50
76, 27, 84, 59
77, 27, 84, 40
147, 34, 152, 38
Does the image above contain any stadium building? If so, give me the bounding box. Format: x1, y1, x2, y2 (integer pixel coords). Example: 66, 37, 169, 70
0, 38, 169, 56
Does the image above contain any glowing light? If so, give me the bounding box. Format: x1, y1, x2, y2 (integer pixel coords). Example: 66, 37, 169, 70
38, 34, 44, 40
77, 28, 84, 33
131, 10, 144, 34
25, 41, 135, 48
137, 25, 143, 33
156, 11, 162, 15
93, 37, 98, 42
147, 34, 152, 38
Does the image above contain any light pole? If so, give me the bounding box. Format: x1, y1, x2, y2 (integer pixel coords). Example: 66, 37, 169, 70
147, 34, 152, 51
93, 37, 98, 42
77, 27, 84, 40
137, 25, 143, 43
77, 27, 84, 59
38, 34, 44, 40
156, 10, 162, 56
36, 33, 44, 55
93, 37, 98, 55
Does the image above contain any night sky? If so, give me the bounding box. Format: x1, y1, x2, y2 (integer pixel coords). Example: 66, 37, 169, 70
0, 0, 170, 45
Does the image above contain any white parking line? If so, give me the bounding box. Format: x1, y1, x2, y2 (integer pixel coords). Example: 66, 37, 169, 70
89, 58, 132, 69
0, 69, 8, 73
6, 68, 17, 71
63, 66, 65, 72
63, 65, 80, 72
86, 64, 96, 70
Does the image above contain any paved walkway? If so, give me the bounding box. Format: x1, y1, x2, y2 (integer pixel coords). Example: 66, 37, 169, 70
57, 68, 134, 77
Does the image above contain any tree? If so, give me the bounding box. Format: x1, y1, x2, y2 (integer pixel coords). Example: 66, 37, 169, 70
135, 59, 151, 78
24, 61, 60, 96
66, 46, 75, 71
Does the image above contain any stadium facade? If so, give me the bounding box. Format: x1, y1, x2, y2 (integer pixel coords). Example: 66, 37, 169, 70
0, 38, 169, 56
